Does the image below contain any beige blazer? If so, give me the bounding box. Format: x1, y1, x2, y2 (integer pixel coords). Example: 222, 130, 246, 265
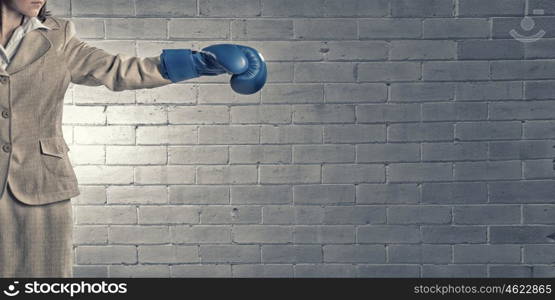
0, 16, 173, 205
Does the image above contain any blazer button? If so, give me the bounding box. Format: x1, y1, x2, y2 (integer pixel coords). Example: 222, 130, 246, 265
2, 143, 11, 153
1, 110, 9, 118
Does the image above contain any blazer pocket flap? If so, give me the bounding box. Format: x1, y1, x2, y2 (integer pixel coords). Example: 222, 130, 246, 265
39, 137, 69, 158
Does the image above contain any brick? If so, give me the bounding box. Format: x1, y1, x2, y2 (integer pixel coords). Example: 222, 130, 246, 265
524, 245, 555, 263
294, 184, 355, 205
323, 206, 386, 224
135, 0, 196, 17
230, 105, 291, 124
169, 19, 230, 39
134, 166, 195, 184
421, 226, 486, 243
325, 83, 387, 103
107, 186, 167, 204
109, 226, 169, 244
422, 142, 488, 161
454, 205, 521, 224
492, 60, 555, 80
200, 206, 261, 224
357, 104, 420, 123
260, 165, 321, 184
75, 205, 137, 224
490, 101, 555, 120
293, 145, 355, 163
169, 146, 229, 164
105, 18, 166, 39
262, 84, 324, 104
138, 206, 200, 224
422, 182, 487, 204
72, 0, 133, 16
391, 0, 454, 17
389, 245, 452, 263
458, 0, 524, 16
136, 125, 197, 145
169, 106, 229, 124
323, 164, 385, 184
524, 205, 555, 224
200, 0, 260, 17
455, 121, 522, 140
199, 245, 260, 263
490, 181, 555, 203
357, 143, 420, 163
456, 81, 523, 101
524, 121, 555, 139
422, 103, 488, 121
524, 159, 555, 179
325, 42, 388, 61
423, 61, 490, 81
169, 186, 229, 205
388, 123, 454, 142
359, 19, 422, 39
388, 206, 451, 224
389, 162, 453, 182
458, 40, 524, 60
294, 226, 355, 244
76, 246, 136, 264
423, 19, 490, 38
295, 63, 356, 82
358, 225, 421, 243
489, 140, 555, 160
262, 123, 313, 144
454, 161, 522, 181
490, 226, 555, 243
231, 185, 292, 205
138, 245, 198, 263
392, 40, 456, 60
295, 19, 357, 40
323, 245, 386, 263
262, 245, 322, 263
358, 62, 421, 82
233, 225, 292, 243
324, 125, 386, 143
197, 165, 258, 184
171, 226, 231, 243
232, 19, 293, 40
357, 184, 419, 204
390, 83, 455, 102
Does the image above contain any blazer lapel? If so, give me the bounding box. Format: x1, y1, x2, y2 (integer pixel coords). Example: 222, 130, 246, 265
5, 30, 51, 75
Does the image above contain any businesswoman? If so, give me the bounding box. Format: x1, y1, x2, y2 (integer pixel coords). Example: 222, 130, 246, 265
0, 0, 266, 277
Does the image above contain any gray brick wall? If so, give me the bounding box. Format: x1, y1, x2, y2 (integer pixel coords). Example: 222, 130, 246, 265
53, 0, 555, 277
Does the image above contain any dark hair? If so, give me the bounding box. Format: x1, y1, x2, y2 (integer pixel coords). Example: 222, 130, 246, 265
37, 1, 52, 22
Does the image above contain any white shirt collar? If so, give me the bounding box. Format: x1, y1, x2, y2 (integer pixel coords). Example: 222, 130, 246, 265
20, 15, 51, 33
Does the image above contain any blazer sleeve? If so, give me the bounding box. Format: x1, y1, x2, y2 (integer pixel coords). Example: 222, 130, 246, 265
62, 19, 173, 91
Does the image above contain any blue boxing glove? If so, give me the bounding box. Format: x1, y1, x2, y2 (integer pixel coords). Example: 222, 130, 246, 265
159, 44, 267, 95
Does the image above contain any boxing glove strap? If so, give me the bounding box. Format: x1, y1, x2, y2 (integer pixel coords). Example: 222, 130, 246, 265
159, 49, 199, 82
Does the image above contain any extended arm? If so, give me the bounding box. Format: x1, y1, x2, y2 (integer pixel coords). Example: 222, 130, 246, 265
62, 19, 173, 91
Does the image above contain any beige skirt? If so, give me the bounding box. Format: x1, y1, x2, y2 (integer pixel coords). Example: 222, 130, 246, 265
0, 182, 73, 277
